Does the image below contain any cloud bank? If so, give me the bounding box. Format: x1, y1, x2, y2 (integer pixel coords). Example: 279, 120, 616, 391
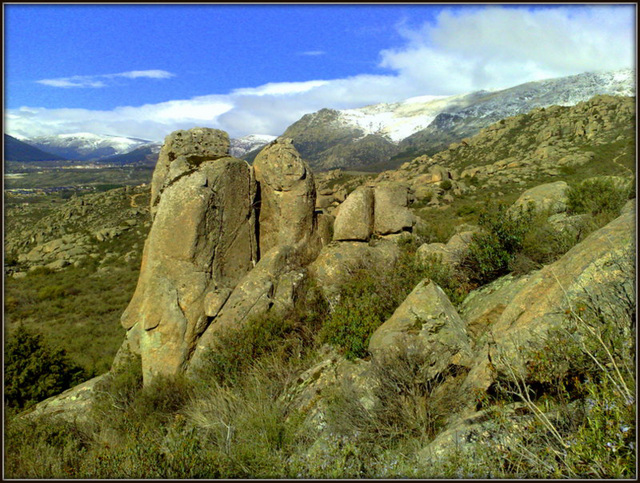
7, 6, 635, 141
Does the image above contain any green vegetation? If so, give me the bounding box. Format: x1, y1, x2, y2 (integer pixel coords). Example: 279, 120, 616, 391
4, 325, 88, 410
319, 237, 465, 359
4, 256, 138, 376
460, 203, 534, 285
3, 96, 635, 478
442, 280, 636, 478
6, 263, 633, 478
566, 177, 633, 219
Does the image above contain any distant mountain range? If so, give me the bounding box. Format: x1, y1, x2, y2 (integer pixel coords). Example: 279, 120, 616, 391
6, 132, 278, 167
280, 68, 635, 171
22, 132, 156, 162
5, 69, 634, 171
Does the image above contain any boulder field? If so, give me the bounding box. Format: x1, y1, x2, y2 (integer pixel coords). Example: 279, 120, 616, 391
26, 127, 635, 463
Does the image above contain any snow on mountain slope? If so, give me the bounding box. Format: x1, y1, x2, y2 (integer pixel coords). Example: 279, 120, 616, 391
229, 134, 277, 158
337, 95, 463, 142
26, 132, 155, 160
331, 68, 635, 144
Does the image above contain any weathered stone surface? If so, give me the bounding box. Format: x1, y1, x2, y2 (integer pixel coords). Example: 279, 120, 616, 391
417, 229, 479, 268
332, 186, 374, 241
253, 138, 317, 257
189, 245, 307, 370
369, 280, 473, 380
458, 273, 534, 345
417, 402, 535, 468
509, 181, 568, 215
284, 346, 374, 432
150, 128, 230, 218
121, 154, 257, 383
308, 239, 400, 302
462, 205, 635, 396
22, 375, 106, 424
373, 182, 416, 235
203, 288, 233, 318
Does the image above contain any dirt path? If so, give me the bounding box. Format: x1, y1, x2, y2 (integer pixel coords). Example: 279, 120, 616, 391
612, 151, 634, 177
129, 193, 145, 208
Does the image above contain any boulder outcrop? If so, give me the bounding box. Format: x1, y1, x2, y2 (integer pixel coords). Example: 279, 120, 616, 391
120, 129, 258, 383
461, 203, 635, 396
332, 187, 374, 241
253, 138, 317, 257
508, 180, 568, 215
119, 130, 326, 384
369, 280, 473, 381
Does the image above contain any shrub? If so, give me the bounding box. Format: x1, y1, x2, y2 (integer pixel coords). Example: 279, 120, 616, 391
319, 269, 388, 360
325, 337, 465, 457
4, 325, 88, 409
566, 178, 631, 218
460, 202, 533, 286
194, 313, 302, 387
479, 265, 636, 479
440, 179, 453, 191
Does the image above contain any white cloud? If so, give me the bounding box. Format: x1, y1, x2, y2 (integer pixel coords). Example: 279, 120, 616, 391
36, 70, 175, 89
379, 5, 635, 93
299, 50, 326, 56
9, 6, 635, 141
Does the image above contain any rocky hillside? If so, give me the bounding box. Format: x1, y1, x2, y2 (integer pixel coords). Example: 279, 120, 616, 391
5, 185, 151, 273
6, 92, 636, 478
279, 69, 634, 171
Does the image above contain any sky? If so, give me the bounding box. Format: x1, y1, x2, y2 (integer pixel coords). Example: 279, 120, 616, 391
3, 3, 636, 142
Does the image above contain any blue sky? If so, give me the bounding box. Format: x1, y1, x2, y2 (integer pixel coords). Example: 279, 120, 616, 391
4, 3, 636, 141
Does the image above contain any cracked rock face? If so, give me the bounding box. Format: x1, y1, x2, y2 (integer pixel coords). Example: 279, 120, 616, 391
121, 129, 257, 383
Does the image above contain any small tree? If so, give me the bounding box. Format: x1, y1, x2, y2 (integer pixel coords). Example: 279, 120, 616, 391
4, 325, 87, 409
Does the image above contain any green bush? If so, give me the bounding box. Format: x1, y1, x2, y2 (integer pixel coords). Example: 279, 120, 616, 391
319, 273, 385, 360
4, 325, 88, 409
460, 203, 533, 286
440, 179, 453, 191
566, 178, 631, 218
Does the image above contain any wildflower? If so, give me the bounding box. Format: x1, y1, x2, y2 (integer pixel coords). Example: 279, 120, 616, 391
620, 425, 630, 433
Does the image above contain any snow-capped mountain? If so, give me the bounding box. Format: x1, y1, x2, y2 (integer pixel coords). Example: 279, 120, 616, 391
229, 134, 277, 158
25, 132, 156, 161
282, 68, 635, 171
336, 69, 635, 144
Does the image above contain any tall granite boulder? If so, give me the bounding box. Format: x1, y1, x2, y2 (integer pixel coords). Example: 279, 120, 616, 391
120, 128, 258, 383
253, 138, 317, 257
373, 182, 416, 236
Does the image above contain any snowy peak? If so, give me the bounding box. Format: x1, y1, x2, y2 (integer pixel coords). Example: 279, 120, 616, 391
280, 68, 635, 171
25, 133, 155, 161
229, 134, 277, 158
330, 68, 635, 145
